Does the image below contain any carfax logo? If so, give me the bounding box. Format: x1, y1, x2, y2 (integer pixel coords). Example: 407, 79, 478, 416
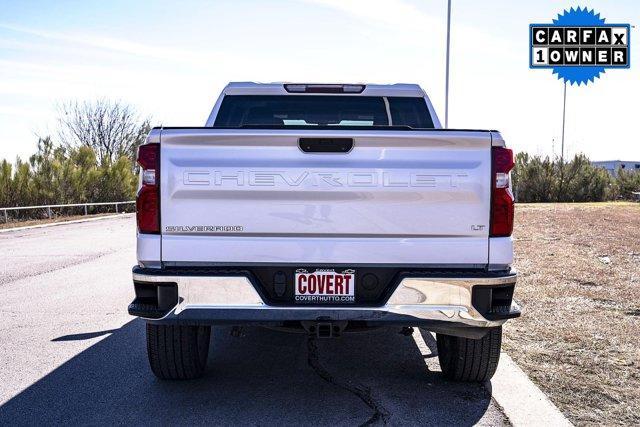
530, 7, 630, 85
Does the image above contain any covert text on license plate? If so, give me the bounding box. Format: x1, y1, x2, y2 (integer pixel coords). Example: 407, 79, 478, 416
294, 269, 355, 303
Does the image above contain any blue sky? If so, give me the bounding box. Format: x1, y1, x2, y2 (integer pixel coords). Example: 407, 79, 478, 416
1, 0, 638, 161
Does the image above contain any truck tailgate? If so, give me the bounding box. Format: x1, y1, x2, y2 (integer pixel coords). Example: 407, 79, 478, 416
160, 129, 492, 266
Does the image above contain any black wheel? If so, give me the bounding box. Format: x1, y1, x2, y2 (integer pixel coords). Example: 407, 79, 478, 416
436, 326, 502, 382
146, 323, 211, 380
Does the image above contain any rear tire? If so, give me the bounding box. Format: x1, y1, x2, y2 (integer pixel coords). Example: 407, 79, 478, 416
146, 323, 211, 380
436, 326, 502, 382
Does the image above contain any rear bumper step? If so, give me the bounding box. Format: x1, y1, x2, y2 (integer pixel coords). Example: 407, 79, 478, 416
129, 266, 519, 330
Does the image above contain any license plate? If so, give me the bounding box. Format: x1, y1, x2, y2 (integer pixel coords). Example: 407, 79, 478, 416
294, 269, 355, 303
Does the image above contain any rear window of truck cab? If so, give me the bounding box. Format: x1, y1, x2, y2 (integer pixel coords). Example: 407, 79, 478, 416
213, 95, 435, 129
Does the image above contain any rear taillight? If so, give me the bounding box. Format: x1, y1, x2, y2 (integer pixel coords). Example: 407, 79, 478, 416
136, 143, 160, 234
490, 147, 515, 237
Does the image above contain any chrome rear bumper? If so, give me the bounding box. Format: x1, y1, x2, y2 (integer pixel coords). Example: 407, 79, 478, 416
129, 267, 519, 331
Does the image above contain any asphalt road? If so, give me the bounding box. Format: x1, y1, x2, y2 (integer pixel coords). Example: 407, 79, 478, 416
0, 216, 508, 426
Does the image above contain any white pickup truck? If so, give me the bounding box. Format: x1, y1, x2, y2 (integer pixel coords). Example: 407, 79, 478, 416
129, 82, 519, 382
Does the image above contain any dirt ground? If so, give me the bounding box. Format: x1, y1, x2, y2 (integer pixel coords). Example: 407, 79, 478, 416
503, 203, 640, 425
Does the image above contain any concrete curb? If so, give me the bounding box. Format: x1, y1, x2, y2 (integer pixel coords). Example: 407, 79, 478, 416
413, 330, 571, 426
488, 352, 572, 426
0, 213, 135, 234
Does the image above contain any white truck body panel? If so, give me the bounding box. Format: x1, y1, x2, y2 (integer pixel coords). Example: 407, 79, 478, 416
488, 236, 514, 267
159, 128, 492, 266
137, 234, 161, 267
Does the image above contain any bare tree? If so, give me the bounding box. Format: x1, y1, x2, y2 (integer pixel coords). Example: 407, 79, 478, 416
57, 100, 151, 166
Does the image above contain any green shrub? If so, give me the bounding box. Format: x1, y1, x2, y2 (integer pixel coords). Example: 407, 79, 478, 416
614, 168, 640, 200
0, 139, 137, 219
512, 153, 619, 202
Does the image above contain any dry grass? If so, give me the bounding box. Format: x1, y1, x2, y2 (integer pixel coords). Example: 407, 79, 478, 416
503, 203, 640, 425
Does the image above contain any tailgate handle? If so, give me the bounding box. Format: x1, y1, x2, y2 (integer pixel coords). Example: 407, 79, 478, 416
299, 138, 353, 153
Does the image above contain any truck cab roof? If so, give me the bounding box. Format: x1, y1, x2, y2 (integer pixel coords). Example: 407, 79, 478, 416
222, 82, 427, 97
206, 82, 438, 127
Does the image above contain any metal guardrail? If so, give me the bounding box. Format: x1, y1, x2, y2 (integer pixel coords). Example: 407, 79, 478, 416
1, 201, 135, 223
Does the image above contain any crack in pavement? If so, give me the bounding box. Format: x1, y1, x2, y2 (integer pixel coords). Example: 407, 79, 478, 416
306, 336, 390, 426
